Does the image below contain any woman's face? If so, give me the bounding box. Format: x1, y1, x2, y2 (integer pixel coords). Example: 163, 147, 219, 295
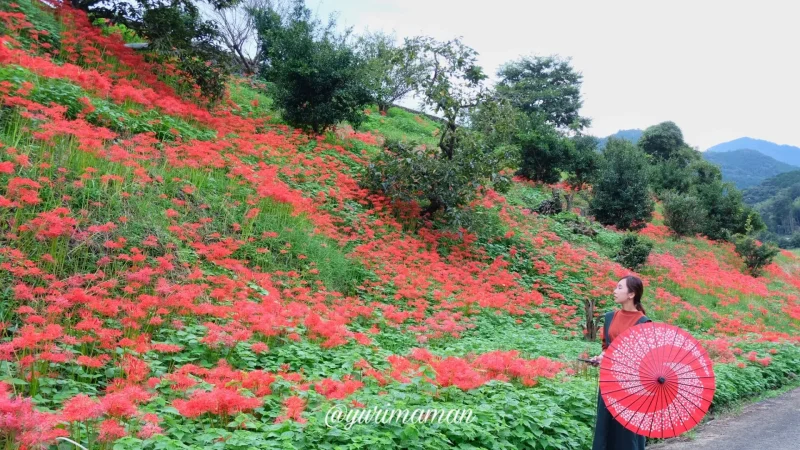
614, 279, 633, 304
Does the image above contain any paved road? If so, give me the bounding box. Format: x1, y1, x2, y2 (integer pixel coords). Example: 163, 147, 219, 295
648, 386, 800, 450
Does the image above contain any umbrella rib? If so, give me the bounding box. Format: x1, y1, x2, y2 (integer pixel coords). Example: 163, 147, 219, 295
601, 354, 646, 377
664, 381, 716, 390
670, 385, 706, 411
665, 329, 701, 370
668, 338, 711, 377
612, 324, 660, 380
602, 353, 656, 380
662, 382, 679, 439
635, 379, 661, 436
667, 380, 705, 424
606, 382, 654, 415
671, 353, 714, 378
644, 324, 670, 406
660, 323, 680, 381
663, 324, 682, 376
599, 366, 654, 380
604, 381, 661, 435
654, 380, 666, 438
600, 379, 660, 396
665, 380, 706, 428
662, 378, 702, 433
608, 386, 651, 429
639, 323, 666, 380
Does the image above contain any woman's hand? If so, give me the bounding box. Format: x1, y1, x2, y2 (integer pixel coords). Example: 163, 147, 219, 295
589, 354, 603, 366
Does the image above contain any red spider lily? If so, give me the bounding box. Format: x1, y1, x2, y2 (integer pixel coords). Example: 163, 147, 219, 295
0, 382, 68, 447
6, 177, 42, 205
18, 207, 77, 241
62, 394, 104, 422
313, 377, 364, 400
429, 357, 487, 390
97, 419, 127, 442
3, 4, 800, 448
173, 387, 262, 419
275, 395, 306, 424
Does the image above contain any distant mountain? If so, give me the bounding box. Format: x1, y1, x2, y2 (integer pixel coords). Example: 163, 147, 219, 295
702, 149, 799, 190
597, 129, 643, 149
742, 169, 800, 205
742, 170, 800, 240
706, 137, 800, 166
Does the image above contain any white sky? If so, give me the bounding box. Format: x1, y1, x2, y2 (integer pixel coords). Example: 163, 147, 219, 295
302, 0, 800, 151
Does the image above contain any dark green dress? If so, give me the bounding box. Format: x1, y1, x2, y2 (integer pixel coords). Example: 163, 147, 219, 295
591, 310, 651, 450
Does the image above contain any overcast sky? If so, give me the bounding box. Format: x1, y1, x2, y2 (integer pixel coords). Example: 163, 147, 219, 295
302, 0, 799, 151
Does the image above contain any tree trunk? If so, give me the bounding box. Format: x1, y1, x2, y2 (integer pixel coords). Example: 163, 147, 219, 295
422, 198, 442, 217
583, 298, 599, 341
233, 45, 255, 75
566, 192, 575, 214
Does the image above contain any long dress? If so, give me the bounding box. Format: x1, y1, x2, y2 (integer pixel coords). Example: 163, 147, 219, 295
591, 309, 651, 450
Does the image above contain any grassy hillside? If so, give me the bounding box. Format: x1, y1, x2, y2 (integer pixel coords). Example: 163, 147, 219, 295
1, 2, 800, 449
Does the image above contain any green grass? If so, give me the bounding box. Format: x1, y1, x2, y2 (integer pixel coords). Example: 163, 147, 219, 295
358, 106, 441, 147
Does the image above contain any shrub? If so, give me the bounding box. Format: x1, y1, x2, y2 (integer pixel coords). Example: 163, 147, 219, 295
614, 233, 653, 271
254, 0, 372, 134
732, 233, 780, 277
361, 136, 510, 219
172, 53, 230, 104
588, 138, 654, 230
661, 190, 707, 237
516, 118, 571, 184
694, 179, 763, 242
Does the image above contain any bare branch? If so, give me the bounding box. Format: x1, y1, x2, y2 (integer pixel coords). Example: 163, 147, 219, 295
202, 0, 289, 74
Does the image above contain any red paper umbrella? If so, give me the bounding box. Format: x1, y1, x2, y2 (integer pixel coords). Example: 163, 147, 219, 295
599, 322, 715, 439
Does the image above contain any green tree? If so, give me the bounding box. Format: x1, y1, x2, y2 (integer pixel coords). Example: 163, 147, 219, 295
411, 36, 488, 160
687, 158, 723, 187
588, 138, 654, 230
563, 134, 601, 212
355, 31, 429, 113
496, 55, 590, 132
466, 96, 523, 151
638, 121, 686, 161
649, 145, 703, 196
253, 0, 372, 133
693, 179, 765, 241
661, 191, 707, 237
614, 233, 653, 271
732, 233, 780, 277
466, 96, 523, 177
362, 135, 511, 220
515, 116, 571, 184
362, 38, 512, 219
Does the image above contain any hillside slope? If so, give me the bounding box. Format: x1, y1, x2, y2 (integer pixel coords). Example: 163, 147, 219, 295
1, 2, 800, 449
597, 129, 643, 149
703, 149, 799, 189
706, 137, 800, 166
743, 170, 800, 205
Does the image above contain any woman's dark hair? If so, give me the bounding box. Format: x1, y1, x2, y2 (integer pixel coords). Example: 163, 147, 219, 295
622, 275, 646, 315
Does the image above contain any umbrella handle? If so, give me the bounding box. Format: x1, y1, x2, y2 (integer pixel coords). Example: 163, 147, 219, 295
578, 357, 600, 367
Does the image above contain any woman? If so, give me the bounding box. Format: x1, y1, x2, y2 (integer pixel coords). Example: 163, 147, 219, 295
588, 275, 652, 450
